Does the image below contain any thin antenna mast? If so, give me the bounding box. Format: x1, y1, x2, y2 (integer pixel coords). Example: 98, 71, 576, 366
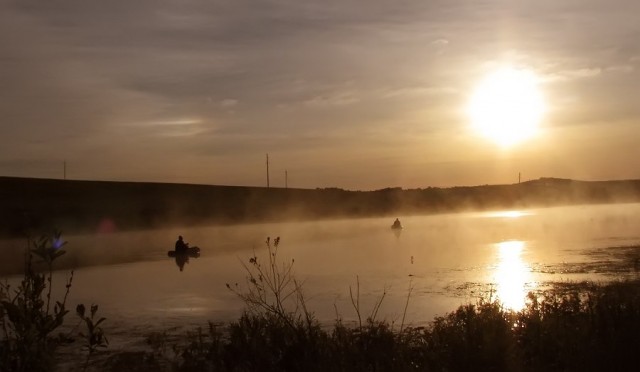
266, 154, 270, 188
64, 160, 66, 180
285, 170, 288, 189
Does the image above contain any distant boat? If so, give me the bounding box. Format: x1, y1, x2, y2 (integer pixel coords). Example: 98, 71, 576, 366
391, 219, 403, 230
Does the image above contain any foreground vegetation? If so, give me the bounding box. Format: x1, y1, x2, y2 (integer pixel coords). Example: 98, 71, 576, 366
159, 283, 640, 372
112, 237, 640, 372
3, 234, 640, 371
0, 233, 107, 372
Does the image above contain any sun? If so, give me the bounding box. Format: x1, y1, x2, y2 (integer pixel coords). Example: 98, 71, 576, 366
467, 66, 546, 147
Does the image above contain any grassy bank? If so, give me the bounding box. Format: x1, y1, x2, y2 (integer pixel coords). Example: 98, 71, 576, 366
94, 279, 640, 372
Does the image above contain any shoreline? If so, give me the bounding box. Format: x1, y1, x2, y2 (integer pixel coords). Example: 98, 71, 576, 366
3, 176, 640, 238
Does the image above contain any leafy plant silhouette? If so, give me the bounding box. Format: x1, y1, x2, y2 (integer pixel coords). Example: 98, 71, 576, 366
0, 231, 73, 372
0, 231, 107, 372
76, 303, 108, 371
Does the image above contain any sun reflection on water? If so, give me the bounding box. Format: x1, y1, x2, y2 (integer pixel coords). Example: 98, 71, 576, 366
493, 240, 533, 311
485, 210, 531, 219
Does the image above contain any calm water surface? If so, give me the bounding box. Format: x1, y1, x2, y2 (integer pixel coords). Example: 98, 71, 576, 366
3, 203, 640, 346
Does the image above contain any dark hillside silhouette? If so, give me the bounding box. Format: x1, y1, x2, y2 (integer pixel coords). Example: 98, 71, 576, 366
2, 176, 640, 237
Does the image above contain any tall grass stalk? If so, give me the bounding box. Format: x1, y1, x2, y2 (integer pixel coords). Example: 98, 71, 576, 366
399, 278, 414, 333
348, 276, 388, 329
226, 237, 312, 329
349, 276, 362, 328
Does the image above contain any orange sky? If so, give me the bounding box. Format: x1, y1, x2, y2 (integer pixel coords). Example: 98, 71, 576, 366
1, 0, 640, 190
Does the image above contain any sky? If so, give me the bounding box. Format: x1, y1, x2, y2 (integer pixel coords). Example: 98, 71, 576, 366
1, 0, 640, 190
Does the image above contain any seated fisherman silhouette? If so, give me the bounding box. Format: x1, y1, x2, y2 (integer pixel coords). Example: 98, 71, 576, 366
175, 235, 189, 252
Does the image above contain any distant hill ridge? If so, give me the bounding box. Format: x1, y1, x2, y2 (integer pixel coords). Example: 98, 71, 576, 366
2, 176, 640, 237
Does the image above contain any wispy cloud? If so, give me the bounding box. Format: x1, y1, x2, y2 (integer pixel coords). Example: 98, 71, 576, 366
303, 91, 359, 108
381, 86, 458, 99
605, 65, 634, 73
219, 99, 238, 107
545, 67, 602, 82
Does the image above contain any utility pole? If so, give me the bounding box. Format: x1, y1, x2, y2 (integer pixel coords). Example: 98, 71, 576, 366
518, 172, 521, 184
285, 170, 288, 189
64, 160, 66, 180
266, 153, 270, 188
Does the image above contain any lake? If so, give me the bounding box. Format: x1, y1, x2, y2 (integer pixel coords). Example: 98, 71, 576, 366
2, 202, 640, 348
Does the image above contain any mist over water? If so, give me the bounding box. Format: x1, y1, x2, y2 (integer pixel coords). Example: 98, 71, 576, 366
2, 203, 640, 342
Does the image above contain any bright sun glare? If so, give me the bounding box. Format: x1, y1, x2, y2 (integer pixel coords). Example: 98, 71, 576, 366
468, 66, 546, 147
494, 240, 532, 311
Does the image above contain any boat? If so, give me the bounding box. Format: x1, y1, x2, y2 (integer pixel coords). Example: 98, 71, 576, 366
168, 246, 201, 257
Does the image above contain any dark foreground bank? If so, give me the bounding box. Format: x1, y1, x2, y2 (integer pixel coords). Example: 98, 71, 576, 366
72, 278, 639, 372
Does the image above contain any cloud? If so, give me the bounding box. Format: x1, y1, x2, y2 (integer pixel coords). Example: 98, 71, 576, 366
381, 86, 457, 99
219, 99, 238, 107
605, 65, 634, 73
2, 0, 640, 187
431, 38, 449, 46
138, 119, 203, 127
303, 92, 359, 108
122, 118, 211, 138
545, 67, 602, 82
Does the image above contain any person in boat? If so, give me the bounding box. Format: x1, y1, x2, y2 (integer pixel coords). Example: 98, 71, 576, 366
175, 235, 189, 252
392, 218, 402, 229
